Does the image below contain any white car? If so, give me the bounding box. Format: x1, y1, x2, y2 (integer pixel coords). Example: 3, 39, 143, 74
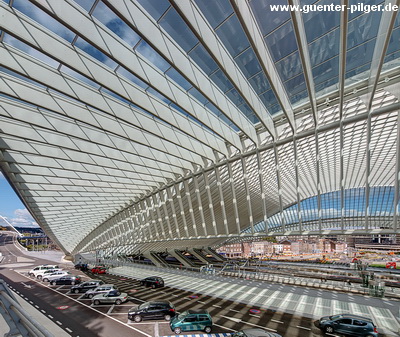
36, 268, 62, 279
42, 271, 71, 282
28, 265, 59, 277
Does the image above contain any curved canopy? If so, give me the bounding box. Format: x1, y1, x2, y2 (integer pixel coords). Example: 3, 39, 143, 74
0, 0, 399, 255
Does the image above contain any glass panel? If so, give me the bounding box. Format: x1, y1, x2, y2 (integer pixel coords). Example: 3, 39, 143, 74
210, 69, 234, 93
159, 8, 198, 52
92, 1, 141, 47
12, 0, 75, 42
284, 72, 307, 97
194, 0, 233, 29
384, 27, 400, 65
238, 103, 259, 124
275, 51, 303, 82
313, 57, 339, 87
260, 90, 280, 113
226, 88, 245, 106
347, 10, 381, 50
216, 15, 250, 57
61, 65, 100, 89
235, 48, 262, 78
136, 40, 171, 73
248, 72, 271, 95
3, 34, 60, 68
165, 68, 192, 91
189, 44, 218, 75
348, 0, 384, 20
302, 0, 340, 43
116, 66, 148, 90
346, 39, 376, 79
73, 0, 96, 12
136, 0, 170, 21
249, 0, 290, 36
188, 87, 208, 105
74, 37, 117, 68
309, 29, 340, 67
146, 87, 170, 104
265, 21, 298, 61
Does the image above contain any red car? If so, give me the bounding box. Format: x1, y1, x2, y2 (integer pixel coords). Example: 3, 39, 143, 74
386, 262, 397, 269
91, 266, 107, 274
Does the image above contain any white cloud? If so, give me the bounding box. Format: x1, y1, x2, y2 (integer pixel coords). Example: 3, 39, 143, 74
10, 209, 39, 228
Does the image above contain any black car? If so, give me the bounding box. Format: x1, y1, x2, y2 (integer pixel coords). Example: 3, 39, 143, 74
70, 280, 104, 294
128, 300, 176, 322
50, 275, 81, 285
74, 263, 88, 271
140, 276, 164, 288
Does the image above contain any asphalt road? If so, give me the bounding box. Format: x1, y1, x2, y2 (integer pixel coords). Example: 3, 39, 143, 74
0, 232, 396, 337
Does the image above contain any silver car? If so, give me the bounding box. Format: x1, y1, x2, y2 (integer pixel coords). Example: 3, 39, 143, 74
232, 329, 282, 337
92, 290, 128, 305
84, 284, 118, 298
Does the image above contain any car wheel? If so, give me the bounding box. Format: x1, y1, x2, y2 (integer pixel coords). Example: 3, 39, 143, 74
43, 278, 48, 282
50, 281, 55, 285
115, 299, 122, 305
140, 281, 144, 286
204, 326, 212, 333
94, 300, 100, 305
71, 281, 76, 285
174, 328, 181, 334
324, 325, 334, 333
134, 315, 142, 322
164, 314, 171, 321
74, 289, 80, 294
88, 294, 94, 299
151, 284, 156, 289
37, 275, 42, 280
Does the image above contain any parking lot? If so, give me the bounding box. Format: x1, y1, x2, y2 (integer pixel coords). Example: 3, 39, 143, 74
18, 266, 327, 337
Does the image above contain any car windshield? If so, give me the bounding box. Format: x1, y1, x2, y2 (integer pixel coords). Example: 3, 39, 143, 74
177, 311, 188, 320
138, 302, 150, 309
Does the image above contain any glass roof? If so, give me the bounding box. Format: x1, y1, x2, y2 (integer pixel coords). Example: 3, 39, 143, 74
0, 0, 399, 254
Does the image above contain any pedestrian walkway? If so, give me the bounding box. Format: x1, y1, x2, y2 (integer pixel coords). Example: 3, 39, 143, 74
110, 264, 400, 337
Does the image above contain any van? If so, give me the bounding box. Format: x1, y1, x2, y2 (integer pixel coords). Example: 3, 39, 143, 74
170, 310, 212, 334
28, 265, 59, 277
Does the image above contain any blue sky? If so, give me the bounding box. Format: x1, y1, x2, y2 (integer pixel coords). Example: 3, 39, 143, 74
0, 173, 38, 228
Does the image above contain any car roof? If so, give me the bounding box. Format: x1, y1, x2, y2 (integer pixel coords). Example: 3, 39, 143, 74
335, 314, 374, 322
186, 309, 209, 315
240, 328, 281, 337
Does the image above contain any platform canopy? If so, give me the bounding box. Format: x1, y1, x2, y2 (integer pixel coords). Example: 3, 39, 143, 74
0, 0, 400, 256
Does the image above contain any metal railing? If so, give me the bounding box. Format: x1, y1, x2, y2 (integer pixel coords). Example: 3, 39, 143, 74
0, 279, 54, 337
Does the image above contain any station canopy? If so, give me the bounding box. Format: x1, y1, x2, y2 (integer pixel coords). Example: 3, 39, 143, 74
0, 0, 400, 256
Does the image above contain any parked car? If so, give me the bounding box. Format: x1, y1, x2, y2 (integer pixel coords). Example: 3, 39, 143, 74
74, 263, 88, 271
316, 314, 378, 336
28, 265, 59, 277
92, 290, 128, 305
36, 268, 62, 279
43, 271, 71, 282
140, 276, 164, 288
85, 284, 119, 298
70, 280, 104, 294
50, 275, 81, 285
170, 310, 212, 334
91, 266, 107, 274
232, 329, 282, 337
128, 300, 176, 322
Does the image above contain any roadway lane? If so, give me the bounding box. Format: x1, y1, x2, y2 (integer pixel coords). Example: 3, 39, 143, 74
0, 232, 154, 337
